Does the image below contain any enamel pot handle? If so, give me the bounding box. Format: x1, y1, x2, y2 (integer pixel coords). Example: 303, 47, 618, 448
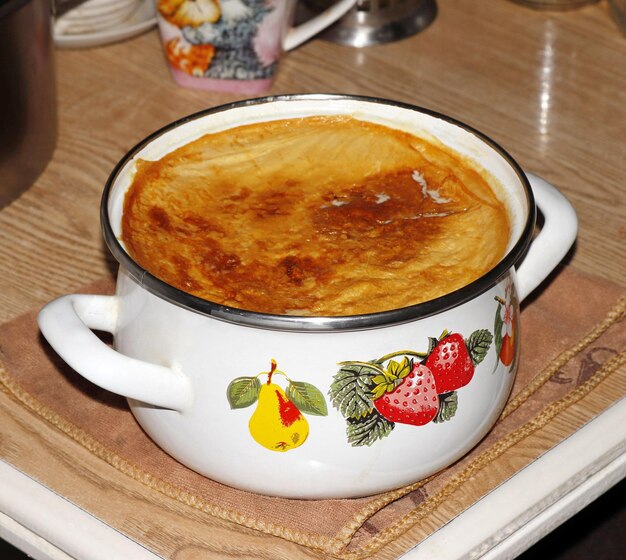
516, 173, 578, 302
283, 0, 356, 51
37, 294, 193, 411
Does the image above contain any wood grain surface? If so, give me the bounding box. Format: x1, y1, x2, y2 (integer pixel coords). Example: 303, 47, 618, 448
0, 0, 624, 326
0, 0, 625, 558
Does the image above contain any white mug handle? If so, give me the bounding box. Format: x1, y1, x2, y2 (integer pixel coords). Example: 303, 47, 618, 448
37, 294, 193, 411
516, 172, 578, 302
283, 0, 356, 51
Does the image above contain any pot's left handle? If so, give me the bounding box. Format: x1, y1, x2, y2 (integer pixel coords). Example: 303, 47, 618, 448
38, 294, 193, 411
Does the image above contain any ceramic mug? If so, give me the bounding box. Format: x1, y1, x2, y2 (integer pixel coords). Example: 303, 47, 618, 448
38, 95, 578, 499
155, 0, 356, 93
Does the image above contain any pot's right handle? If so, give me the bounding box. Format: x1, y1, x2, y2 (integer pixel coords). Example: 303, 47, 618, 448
516, 173, 578, 302
37, 294, 193, 411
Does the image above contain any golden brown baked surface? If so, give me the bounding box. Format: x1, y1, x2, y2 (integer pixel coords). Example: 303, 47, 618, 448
121, 116, 510, 315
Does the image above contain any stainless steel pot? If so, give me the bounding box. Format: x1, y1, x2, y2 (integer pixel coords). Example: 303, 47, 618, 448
0, 0, 57, 208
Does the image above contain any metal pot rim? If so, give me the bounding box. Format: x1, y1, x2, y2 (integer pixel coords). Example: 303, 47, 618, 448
101, 93, 535, 332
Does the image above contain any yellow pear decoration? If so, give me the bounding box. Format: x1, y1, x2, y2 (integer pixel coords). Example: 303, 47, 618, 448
227, 359, 328, 452
249, 382, 309, 452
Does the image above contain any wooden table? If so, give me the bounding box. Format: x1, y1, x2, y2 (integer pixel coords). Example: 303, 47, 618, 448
1, 0, 625, 558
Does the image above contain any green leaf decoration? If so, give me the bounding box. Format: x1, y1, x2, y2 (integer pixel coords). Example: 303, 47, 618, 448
494, 302, 504, 357
433, 391, 458, 423
286, 381, 328, 416
466, 329, 494, 366
346, 410, 394, 447
226, 376, 261, 409
371, 375, 396, 401
427, 337, 440, 355
369, 356, 414, 400
329, 363, 380, 420
372, 374, 388, 385
387, 357, 412, 380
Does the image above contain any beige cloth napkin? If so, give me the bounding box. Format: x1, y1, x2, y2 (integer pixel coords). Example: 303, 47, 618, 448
0, 266, 624, 559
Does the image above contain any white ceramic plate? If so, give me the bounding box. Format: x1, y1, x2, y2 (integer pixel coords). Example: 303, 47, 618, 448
54, 0, 157, 49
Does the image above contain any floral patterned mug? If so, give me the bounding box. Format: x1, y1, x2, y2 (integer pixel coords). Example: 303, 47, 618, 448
155, 0, 356, 93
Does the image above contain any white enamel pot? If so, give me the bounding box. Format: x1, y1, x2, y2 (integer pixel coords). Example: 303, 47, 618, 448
38, 95, 578, 499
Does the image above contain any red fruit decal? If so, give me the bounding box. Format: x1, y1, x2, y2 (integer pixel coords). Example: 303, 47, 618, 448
425, 333, 474, 394
499, 332, 515, 366
330, 327, 492, 447
276, 390, 304, 427
373, 364, 440, 426
495, 285, 519, 370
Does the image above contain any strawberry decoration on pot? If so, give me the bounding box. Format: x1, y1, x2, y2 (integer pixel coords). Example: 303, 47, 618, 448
329, 328, 493, 447
373, 363, 440, 426
425, 332, 475, 394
